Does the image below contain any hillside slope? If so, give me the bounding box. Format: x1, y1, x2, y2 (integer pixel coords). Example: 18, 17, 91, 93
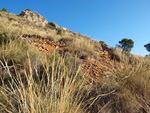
0, 10, 150, 113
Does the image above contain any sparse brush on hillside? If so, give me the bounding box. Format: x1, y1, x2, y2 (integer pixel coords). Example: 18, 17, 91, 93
1, 38, 150, 113
84, 51, 150, 113
112, 47, 143, 64
58, 37, 98, 60
1, 9, 150, 113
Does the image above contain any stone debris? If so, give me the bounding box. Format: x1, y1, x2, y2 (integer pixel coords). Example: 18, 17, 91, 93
22, 34, 65, 54
82, 57, 116, 84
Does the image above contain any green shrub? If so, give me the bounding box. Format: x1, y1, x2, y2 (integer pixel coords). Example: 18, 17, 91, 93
57, 29, 62, 35
0, 32, 9, 45
2, 7, 7, 12
117, 38, 134, 53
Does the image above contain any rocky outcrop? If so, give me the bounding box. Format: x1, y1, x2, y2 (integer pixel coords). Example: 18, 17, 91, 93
98, 41, 113, 59
19, 10, 86, 38
20, 9, 48, 26
99, 41, 112, 53
99, 41, 120, 61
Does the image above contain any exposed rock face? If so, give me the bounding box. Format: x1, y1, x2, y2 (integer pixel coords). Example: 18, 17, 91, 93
20, 9, 48, 26
99, 41, 112, 51
99, 41, 113, 55
99, 41, 121, 61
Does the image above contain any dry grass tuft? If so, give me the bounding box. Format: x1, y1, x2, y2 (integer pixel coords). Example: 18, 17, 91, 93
0, 54, 93, 113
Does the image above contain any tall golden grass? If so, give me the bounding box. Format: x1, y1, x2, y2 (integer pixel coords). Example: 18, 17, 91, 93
0, 54, 93, 113
0, 36, 93, 112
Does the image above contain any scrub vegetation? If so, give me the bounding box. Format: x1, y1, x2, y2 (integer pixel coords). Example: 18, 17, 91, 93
0, 9, 150, 113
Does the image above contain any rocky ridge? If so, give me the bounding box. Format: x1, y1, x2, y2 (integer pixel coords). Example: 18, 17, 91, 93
19, 9, 88, 38
20, 9, 48, 26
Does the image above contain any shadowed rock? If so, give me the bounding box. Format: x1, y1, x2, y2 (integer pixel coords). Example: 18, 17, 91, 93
48, 22, 59, 29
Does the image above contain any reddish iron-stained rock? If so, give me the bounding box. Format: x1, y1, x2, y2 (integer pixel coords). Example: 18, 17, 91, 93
22, 34, 63, 55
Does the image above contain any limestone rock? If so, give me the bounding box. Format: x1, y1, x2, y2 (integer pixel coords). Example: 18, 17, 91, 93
19, 9, 48, 26
61, 27, 68, 31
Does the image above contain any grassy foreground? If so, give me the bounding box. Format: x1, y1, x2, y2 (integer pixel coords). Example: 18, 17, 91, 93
0, 56, 89, 113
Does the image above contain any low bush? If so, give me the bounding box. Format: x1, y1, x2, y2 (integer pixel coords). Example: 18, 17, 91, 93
57, 29, 62, 35
0, 31, 10, 45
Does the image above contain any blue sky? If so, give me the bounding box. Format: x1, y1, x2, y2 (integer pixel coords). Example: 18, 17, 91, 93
0, 0, 150, 55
